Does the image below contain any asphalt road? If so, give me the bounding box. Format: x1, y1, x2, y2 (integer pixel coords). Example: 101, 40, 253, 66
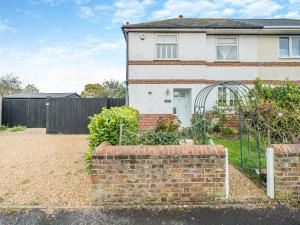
0, 205, 299, 225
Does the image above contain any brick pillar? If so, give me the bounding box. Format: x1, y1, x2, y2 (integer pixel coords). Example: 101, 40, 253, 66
268, 144, 300, 201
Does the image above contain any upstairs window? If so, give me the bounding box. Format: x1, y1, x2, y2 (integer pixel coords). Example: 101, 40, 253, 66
216, 37, 238, 61
279, 36, 300, 58
156, 35, 178, 59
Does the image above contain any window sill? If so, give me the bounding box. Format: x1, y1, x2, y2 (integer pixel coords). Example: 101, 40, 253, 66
154, 59, 180, 61
215, 60, 240, 63
279, 57, 300, 59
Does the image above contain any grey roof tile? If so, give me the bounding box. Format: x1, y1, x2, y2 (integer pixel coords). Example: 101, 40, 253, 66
3, 93, 80, 99
123, 18, 300, 29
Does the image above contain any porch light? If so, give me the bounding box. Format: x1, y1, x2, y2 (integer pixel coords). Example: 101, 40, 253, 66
165, 89, 170, 96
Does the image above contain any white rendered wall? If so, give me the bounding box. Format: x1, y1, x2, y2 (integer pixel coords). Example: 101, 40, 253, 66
129, 83, 219, 114
129, 32, 206, 61
129, 65, 299, 81
206, 35, 258, 62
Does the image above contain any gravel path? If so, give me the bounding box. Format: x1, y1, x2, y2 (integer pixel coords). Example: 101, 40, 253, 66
0, 129, 266, 206
0, 129, 91, 206
229, 165, 267, 200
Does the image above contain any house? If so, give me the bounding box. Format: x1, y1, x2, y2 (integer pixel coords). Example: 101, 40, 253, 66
122, 17, 300, 130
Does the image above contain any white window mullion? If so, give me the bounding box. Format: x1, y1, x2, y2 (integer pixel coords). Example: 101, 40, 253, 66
156, 34, 178, 60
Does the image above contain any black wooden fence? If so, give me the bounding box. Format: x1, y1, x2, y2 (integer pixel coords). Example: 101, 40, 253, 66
2, 98, 46, 128
2, 97, 125, 134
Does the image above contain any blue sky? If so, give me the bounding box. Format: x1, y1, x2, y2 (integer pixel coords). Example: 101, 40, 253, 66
0, 0, 299, 92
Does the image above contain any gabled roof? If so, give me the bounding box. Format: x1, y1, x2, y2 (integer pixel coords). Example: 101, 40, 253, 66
123, 18, 300, 29
3, 93, 81, 99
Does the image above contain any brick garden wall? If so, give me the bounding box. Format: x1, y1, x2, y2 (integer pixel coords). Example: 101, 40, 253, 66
91, 143, 227, 205
138, 114, 173, 131
269, 144, 300, 201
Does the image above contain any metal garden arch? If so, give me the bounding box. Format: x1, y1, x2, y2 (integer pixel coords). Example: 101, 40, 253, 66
193, 81, 262, 176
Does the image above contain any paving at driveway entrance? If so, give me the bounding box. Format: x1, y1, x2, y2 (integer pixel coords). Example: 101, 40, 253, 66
1, 205, 300, 225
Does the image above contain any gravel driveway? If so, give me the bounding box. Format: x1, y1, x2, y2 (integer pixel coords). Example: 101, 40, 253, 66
0, 129, 91, 206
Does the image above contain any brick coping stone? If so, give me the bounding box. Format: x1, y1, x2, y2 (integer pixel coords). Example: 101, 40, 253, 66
269, 144, 300, 154
94, 142, 226, 156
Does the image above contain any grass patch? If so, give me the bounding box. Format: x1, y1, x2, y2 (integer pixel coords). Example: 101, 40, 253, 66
21, 179, 30, 186
0, 125, 8, 131
3, 208, 19, 215
27, 198, 40, 206
8, 125, 26, 132
211, 135, 266, 170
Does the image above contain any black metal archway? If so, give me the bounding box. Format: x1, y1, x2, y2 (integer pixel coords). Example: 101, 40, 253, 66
193, 81, 262, 176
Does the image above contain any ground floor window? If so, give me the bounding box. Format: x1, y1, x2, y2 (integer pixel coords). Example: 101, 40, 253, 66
218, 87, 238, 107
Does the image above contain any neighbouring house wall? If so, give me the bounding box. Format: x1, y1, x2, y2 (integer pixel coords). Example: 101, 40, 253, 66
268, 144, 300, 201
92, 143, 228, 205
257, 35, 300, 62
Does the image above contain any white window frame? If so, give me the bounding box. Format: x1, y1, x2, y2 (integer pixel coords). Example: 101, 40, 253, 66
155, 34, 179, 60
217, 87, 239, 108
216, 36, 239, 61
279, 36, 300, 59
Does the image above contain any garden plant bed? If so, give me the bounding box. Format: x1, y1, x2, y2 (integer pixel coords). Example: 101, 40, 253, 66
0, 128, 91, 206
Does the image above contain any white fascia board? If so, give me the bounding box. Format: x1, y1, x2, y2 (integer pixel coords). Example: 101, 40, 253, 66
125, 28, 300, 35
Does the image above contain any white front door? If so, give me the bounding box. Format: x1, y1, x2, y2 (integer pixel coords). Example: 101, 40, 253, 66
173, 89, 190, 127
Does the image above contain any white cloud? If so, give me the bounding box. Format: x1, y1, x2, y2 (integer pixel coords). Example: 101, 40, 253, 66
0, 37, 125, 92
150, 0, 285, 19
241, 0, 282, 17
222, 8, 235, 17
285, 11, 300, 18
113, 0, 155, 23
0, 21, 15, 33
74, 0, 92, 5
77, 4, 114, 22
151, 0, 217, 19
78, 6, 95, 20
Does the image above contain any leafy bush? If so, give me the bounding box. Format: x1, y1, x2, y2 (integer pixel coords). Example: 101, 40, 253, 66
88, 106, 139, 149
84, 148, 93, 174
138, 131, 180, 145
250, 79, 300, 144
155, 116, 180, 133
221, 127, 238, 136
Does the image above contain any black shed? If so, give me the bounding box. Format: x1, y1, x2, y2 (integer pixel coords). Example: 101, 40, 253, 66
2, 93, 80, 128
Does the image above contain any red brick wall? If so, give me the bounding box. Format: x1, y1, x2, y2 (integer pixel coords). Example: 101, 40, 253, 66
91, 143, 227, 205
139, 114, 173, 131
269, 144, 300, 201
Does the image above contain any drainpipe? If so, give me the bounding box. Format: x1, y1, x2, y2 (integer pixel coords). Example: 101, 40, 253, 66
122, 25, 129, 106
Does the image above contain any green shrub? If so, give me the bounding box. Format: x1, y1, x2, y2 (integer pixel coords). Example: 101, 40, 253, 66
84, 148, 93, 174
155, 116, 180, 133
0, 125, 7, 131
221, 127, 238, 136
88, 106, 139, 149
250, 79, 300, 143
138, 131, 180, 145
9, 125, 26, 132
